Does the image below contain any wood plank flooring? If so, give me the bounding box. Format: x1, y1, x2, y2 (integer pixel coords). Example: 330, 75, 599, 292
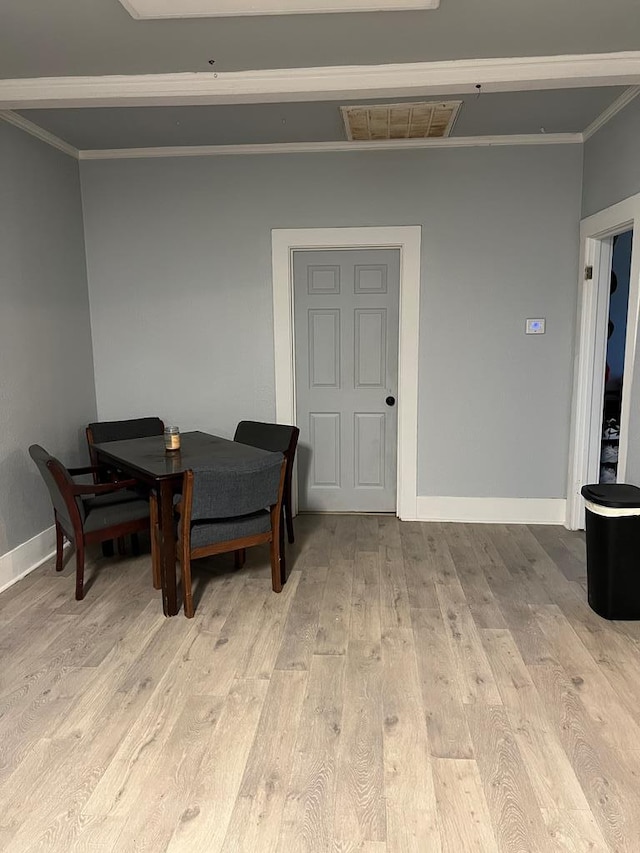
1, 516, 640, 851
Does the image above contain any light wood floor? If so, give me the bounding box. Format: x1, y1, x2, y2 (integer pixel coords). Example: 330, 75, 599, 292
1, 516, 640, 852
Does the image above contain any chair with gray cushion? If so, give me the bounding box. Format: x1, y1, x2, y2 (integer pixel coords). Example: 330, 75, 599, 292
86, 416, 164, 563
29, 445, 151, 602
86, 417, 165, 468
175, 452, 286, 618
233, 421, 300, 544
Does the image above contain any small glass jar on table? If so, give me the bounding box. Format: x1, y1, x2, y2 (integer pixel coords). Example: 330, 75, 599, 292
164, 425, 181, 453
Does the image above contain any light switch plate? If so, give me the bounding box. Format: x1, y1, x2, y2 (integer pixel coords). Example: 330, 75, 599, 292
526, 318, 546, 335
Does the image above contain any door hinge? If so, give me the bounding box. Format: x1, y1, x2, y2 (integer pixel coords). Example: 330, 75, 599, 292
585, 265, 593, 280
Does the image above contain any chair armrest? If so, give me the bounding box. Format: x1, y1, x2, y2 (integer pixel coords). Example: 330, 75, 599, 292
68, 465, 104, 476
71, 479, 139, 496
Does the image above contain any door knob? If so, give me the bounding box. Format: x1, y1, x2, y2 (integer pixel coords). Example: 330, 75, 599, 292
385, 396, 396, 407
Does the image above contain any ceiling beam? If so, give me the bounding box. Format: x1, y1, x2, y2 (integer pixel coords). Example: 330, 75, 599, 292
1, 52, 639, 109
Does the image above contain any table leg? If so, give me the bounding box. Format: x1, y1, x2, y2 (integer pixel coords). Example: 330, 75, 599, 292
157, 479, 178, 616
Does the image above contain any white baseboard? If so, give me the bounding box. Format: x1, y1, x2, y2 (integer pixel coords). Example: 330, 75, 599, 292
0, 526, 56, 595
416, 496, 567, 525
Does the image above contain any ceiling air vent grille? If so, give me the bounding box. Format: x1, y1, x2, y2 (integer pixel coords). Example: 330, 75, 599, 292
341, 101, 461, 141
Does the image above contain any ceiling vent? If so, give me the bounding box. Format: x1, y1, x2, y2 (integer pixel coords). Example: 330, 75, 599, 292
341, 101, 461, 141
118, 0, 440, 18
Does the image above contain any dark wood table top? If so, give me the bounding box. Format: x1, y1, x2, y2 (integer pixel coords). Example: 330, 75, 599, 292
93, 430, 278, 481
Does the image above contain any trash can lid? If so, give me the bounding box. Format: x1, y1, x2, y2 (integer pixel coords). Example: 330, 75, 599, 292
581, 483, 640, 508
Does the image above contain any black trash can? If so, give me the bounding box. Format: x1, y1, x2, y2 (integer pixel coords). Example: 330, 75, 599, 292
581, 483, 640, 619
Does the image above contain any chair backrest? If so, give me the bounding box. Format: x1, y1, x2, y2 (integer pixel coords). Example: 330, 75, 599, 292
86, 417, 165, 464
233, 421, 299, 461
29, 444, 85, 532
188, 453, 284, 521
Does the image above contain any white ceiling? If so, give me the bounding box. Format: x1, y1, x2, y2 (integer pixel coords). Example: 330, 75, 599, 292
0, 0, 639, 78
15, 89, 627, 151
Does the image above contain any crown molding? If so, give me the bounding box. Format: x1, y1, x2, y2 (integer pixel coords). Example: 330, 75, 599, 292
0, 110, 78, 158
1, 52, 639, 108
78, 133, 581, 161
582, 85, 640, 140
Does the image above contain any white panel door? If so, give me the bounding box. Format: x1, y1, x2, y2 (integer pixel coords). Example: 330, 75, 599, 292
294, 249, 400, 512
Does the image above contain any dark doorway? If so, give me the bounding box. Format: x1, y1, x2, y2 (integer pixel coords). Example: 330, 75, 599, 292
599, 229, 633, 484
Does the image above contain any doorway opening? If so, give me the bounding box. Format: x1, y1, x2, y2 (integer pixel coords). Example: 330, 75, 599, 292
567, 193, 640, 530
599, 230, 633, 484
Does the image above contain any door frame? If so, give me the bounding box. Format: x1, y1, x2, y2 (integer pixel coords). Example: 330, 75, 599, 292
272, 226, 422, 520
566, 193, 640, 529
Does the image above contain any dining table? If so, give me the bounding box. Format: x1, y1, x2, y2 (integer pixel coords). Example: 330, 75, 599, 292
93, 430, 282, 616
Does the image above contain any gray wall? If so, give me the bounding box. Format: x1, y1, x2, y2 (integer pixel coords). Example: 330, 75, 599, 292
81, 145, 582, 500
0, 121, 97, 557
582, 96, 640, 217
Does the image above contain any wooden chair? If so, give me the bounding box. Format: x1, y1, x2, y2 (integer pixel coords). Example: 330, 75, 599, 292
233, 421, 300, 544
171, 454, 286, 618
86, 416, 164, 564
86, 416, 165, 469
29, 445, 151, 601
